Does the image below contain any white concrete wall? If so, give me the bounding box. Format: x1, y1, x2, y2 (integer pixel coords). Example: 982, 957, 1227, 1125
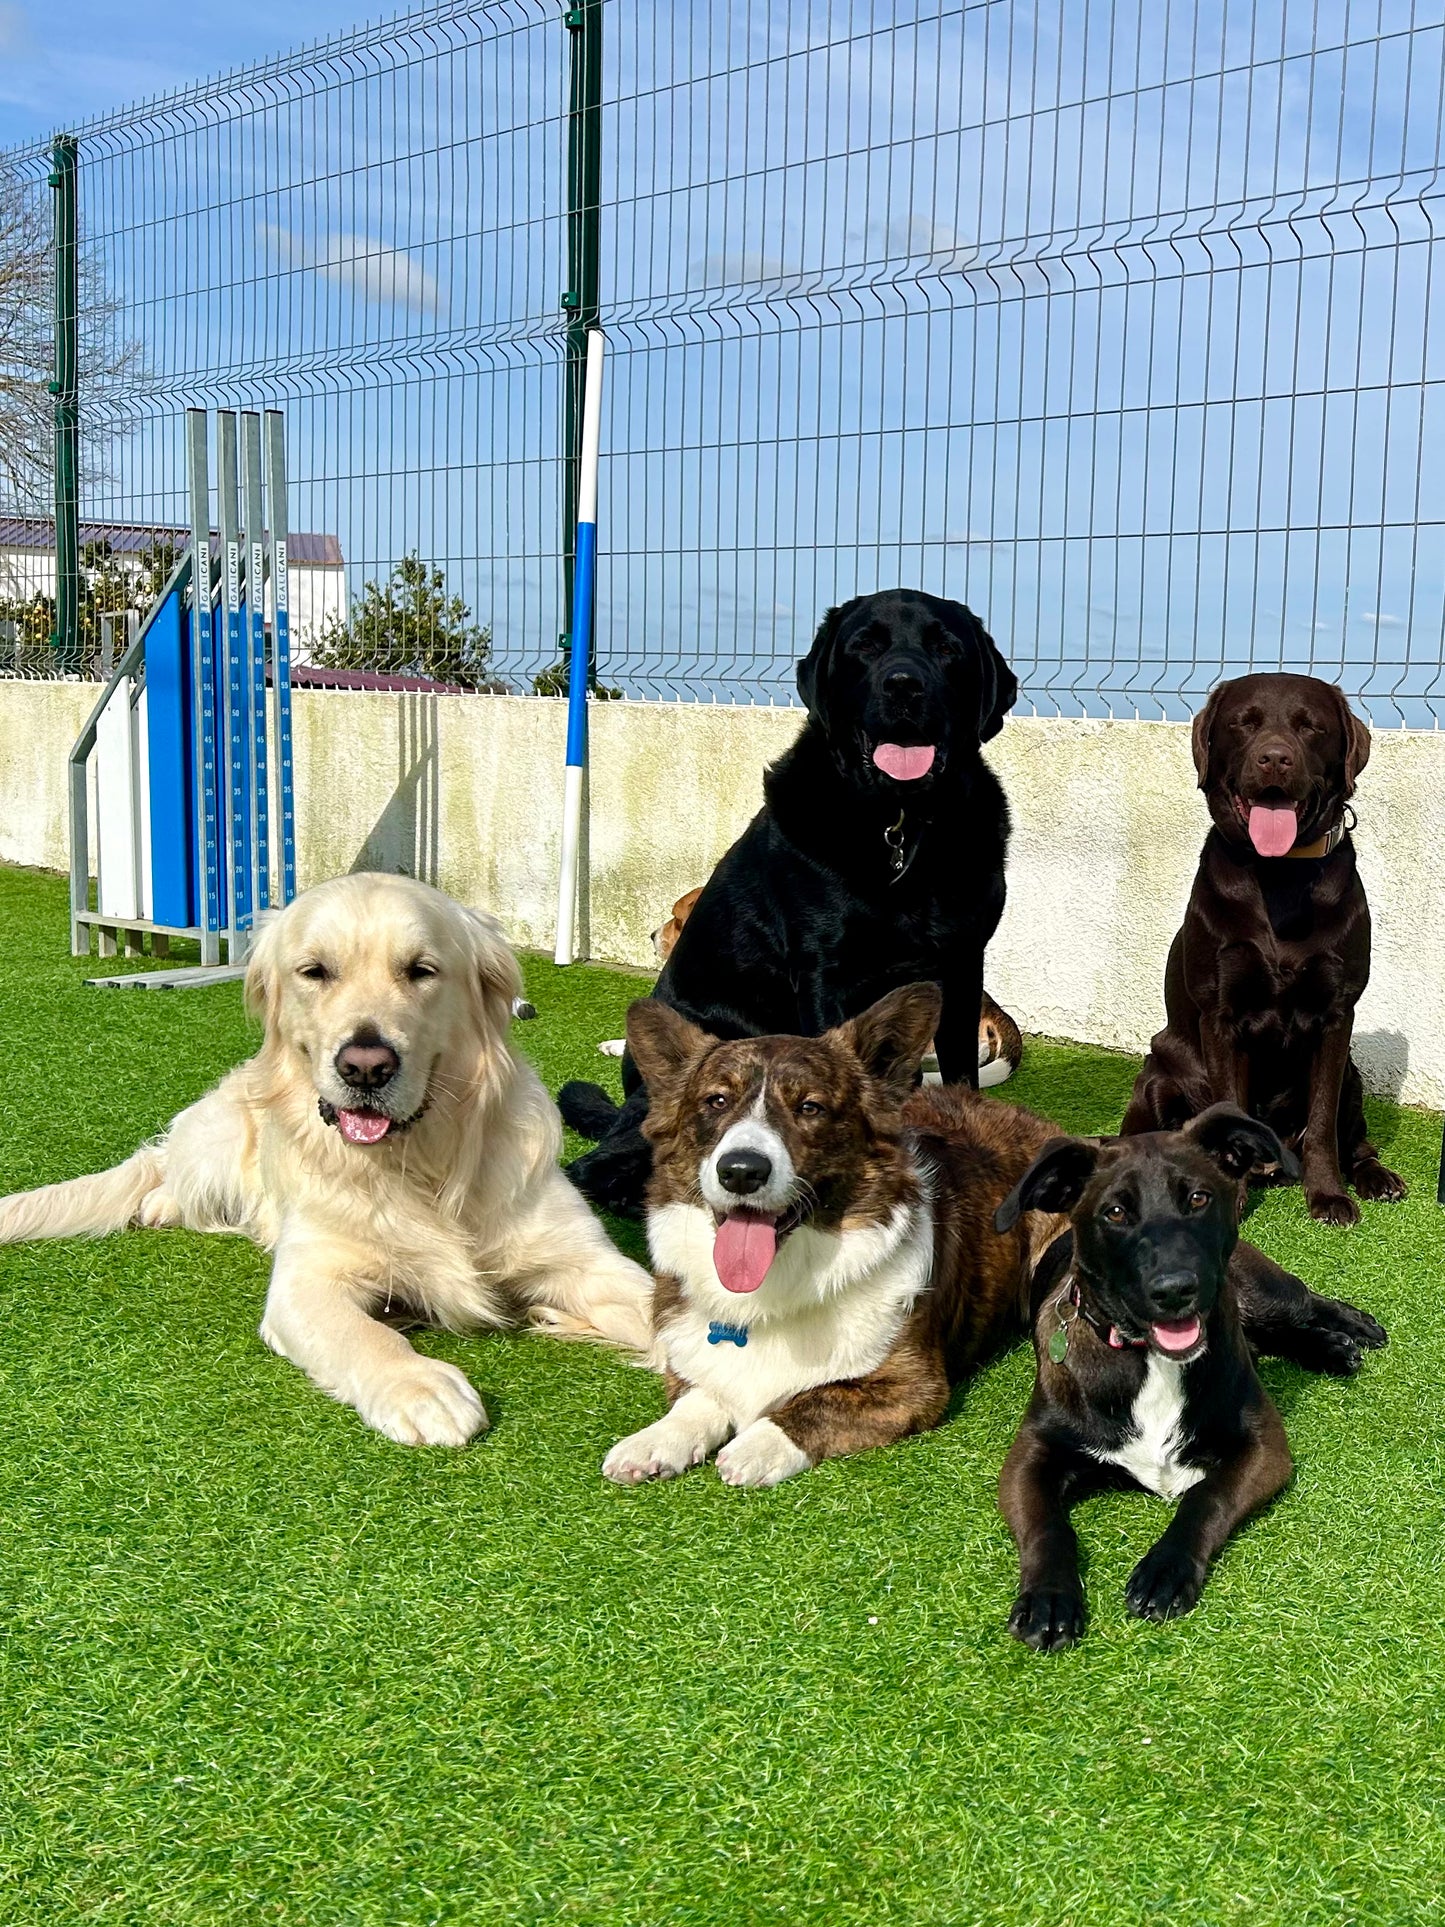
4, 680, 1442, 1106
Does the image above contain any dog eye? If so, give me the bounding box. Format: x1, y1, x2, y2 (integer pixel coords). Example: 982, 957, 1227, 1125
1189, 1189, 1212, 1210
1102, 1203, 1129, 1225
406, 960, 439, 981
297, 962, 330, 983
797, 1099, 825, 1118
704, 1092, 729, 1111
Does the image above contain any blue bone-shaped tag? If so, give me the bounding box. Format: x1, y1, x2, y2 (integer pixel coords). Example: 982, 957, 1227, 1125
707, 1321, 749, 1347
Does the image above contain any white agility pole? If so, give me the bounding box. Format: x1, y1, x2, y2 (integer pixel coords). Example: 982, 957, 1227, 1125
554, 328, 605, 965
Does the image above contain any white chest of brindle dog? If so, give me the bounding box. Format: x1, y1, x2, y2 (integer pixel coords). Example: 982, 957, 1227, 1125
604, 1197, 934, 1488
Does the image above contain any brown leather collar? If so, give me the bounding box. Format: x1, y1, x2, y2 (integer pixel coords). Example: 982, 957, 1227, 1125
1283, 807, 1353, 859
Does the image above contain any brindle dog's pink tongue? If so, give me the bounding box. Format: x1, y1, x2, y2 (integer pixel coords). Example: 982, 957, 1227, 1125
1248, 804, 1298, 857
713, 1210, 778, 1293
872, 743, 936, 781
338, 1109, 392, 1144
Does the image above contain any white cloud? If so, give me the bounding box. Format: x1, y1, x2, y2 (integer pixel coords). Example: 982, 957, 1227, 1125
1359, 611, 1405, 627
264, 223, 444, 317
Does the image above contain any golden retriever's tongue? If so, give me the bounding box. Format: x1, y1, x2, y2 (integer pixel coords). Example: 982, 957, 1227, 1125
713, 1209, 778, 1293
338, 1109, 392, 1145
872, 742, 935, 781
1248, 804, 1297, 857
1152, 1315, 1202, 1354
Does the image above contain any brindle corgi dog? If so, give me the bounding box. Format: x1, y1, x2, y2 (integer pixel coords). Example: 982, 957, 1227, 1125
603, 985, 1384, 1490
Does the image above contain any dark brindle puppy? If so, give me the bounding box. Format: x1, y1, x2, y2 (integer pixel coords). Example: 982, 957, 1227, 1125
560, 589, 1017, 1218
1121, 672, 1406, 1226
996, 1109, 1387, 1651
601, 984, 1384, 1490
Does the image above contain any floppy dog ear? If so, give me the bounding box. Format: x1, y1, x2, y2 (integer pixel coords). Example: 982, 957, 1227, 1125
833, 982, 943, 1096
1185, 1103, 1300, 1181
626, 999, 717, 1092
459, 906, 523, 1039
971, 614, 1019, 744
796, 604, 845, 718
1191, 685, 1227, 787
1333, 687, 1371, 791
243, 907, 285, 1031
995, 1137, 1101, 1232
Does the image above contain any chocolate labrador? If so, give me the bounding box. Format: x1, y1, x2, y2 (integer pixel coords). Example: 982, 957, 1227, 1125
996, 1106, 1387, 1649
1121, 673, 1405, 1225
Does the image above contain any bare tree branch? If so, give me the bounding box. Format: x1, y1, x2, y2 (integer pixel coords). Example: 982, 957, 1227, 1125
0, 159, 142, 513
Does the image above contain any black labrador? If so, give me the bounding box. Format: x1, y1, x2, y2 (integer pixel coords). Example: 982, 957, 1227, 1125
996, 1106, 1387, 1651
560, 588, 1018, 1215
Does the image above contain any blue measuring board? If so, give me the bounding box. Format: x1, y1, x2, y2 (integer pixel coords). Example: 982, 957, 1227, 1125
144, 577, 194, 928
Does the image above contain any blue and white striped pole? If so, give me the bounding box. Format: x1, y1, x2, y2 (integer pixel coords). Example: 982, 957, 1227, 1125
554, 328, 605, 965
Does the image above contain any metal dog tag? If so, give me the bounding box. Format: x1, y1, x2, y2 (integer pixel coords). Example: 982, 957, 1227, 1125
1048, 1323, 1069, 1365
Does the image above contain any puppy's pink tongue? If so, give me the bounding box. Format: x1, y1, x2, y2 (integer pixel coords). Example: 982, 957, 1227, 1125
1248, 804, 1298, 857
713, 1209, 778, 1293
338, 1109, 392, 1145
872, 742, 936, 781
1152, 1316, 1202, 1354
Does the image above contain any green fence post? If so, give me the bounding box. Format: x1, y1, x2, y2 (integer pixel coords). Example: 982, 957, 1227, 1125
561, 0, 602, 685
49, 133, 80, 676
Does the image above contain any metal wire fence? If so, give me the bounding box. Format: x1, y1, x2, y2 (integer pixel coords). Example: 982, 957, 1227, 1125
2, 0, 1444, 722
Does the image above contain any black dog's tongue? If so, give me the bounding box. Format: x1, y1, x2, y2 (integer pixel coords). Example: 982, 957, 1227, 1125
1151, 1315, 1202, 1354
872, 743, 936, 781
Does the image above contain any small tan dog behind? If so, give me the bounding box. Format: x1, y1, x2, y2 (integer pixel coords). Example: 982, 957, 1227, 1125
0, 873, 653, 1446
596, 886, 1023, 1086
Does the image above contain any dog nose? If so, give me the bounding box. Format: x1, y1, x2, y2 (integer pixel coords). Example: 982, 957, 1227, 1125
883, 666, 924, 699
1255, 741, 1295, 779
716, 1147, 773, 1196
335, 1039, 400, 1090
1147, 1271, 1199, 1317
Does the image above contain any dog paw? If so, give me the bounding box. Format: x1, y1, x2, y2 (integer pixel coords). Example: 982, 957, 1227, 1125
1008, 1588, 1086, 1651
1353, 1159, 1407, 1204
597, 1039, 626, 1058
1306, 1189, 1360, 1228
715, 1420, 811, 1489
361, 1357, 489, 1447
1300, 1294, 1389, 1373
1125, 1544, 1204, 1622
136, 1188, 183, 1228
603, 1420, 708, 1485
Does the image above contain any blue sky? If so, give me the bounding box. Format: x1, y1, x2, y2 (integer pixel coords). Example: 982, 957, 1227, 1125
2, 0, 1442, 719
0, 0, 371, 146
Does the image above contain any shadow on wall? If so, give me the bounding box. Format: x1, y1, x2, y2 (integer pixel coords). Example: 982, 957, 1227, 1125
349, 694, 440, 884
1356, 1031, 1409, 1151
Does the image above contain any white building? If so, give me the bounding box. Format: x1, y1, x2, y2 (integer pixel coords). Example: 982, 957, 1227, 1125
0, 517, 346, 650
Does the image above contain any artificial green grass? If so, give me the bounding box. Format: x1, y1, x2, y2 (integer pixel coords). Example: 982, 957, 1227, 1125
0, 860, 1442, 1927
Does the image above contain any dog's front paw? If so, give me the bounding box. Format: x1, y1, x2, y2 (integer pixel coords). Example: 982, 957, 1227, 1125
1353, 1158, 1407, 1204
136, 1188, 183, 1228
1125, 1543, 1204, 1622
1294, 1294, 1388, 1374
1306, 1188, 1360, 1229
1008, 1588, 1086, 1651
361, 1357, 489, 1447
603, 1420, 708, 1485
715, 1420, 811, 1489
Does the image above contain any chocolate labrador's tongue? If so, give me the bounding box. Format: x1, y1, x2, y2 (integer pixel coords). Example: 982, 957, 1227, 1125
1151, 1315, 1202, 1355
338, 1109, 392, 1145
872, 742, 936, 781
713, 1209, 779, 1293
1248, 804, 1298, 857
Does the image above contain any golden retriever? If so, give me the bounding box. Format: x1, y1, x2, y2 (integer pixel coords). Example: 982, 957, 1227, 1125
0, 873, 653, 1445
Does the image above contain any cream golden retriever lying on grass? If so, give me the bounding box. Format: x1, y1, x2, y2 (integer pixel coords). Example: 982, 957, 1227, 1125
0, 873, 653, 1445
